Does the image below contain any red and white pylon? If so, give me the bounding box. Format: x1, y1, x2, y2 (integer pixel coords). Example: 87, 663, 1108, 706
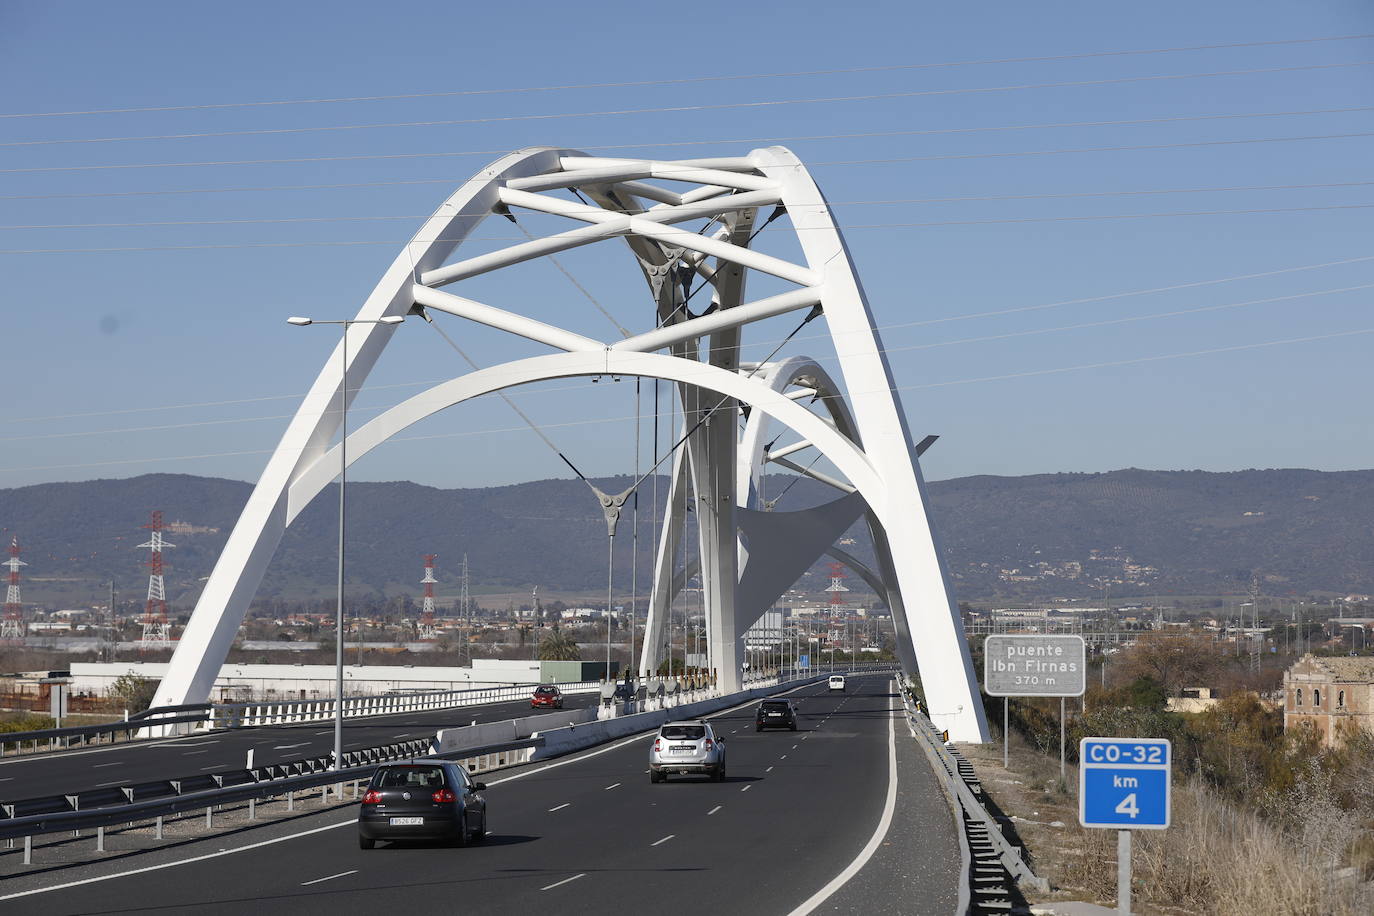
418, 554, 438, 641
824, 562, 849, 648
137, 511, 175, 648
1, 537, 26, 641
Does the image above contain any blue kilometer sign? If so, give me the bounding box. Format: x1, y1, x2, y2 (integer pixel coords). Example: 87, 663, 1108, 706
1078, 737, 1171, 830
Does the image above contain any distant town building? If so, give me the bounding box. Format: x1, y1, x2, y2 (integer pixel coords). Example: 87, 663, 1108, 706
1283, 654, 1374, 748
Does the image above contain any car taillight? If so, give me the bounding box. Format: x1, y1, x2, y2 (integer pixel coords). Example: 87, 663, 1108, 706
704, 738, 713, 751
432, 788, 456, 803
362, 789, 381, 804
653, 738, 661, 752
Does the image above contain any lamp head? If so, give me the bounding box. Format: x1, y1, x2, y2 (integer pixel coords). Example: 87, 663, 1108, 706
379, 315, 404, 325
286, 316, 313, 326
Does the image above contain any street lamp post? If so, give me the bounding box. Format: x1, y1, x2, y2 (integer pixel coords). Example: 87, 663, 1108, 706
288, 314, 403, 772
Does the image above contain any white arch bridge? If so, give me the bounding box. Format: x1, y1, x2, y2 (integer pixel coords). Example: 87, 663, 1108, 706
152, 145, 990, 743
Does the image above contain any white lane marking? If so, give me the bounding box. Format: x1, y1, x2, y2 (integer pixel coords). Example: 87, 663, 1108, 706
301, 870, 357, 886
0, 678, 835, 905
313, 730, 332, 736
707, 805, 722, 816
92, 762, 122, 768
740, 785, 752, 792
182, 750, 209, 756
765, 766, 774, 773
780, 755, 787, 760
650, 834, 675, 846
200, 765, 224, 771
541, 873, 586, 891
786, 684, 899, 916
391, 734, 411, 739
94, 780, 125, 788
792, 744, 798, 749
273, 743, 309, 750
548, 803, 570, 812
0, 777, 12, 782
603, 783, 620, 790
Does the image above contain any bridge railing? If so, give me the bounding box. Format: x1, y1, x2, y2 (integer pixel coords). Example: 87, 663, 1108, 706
901, 689, 1047, 912
211, 680, 604, 729
0, 704, 213, 757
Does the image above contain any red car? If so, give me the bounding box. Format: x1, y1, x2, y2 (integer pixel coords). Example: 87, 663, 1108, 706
530, 685, 564, 709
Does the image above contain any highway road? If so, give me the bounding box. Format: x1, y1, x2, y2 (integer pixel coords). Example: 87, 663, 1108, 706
0, 675, 961, 915
0, 689, 599, 803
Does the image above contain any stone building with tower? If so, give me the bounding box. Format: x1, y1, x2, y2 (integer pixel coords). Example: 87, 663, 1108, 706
1283, 654, 1374, 748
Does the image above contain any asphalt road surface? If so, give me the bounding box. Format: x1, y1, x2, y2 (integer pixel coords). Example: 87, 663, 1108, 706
0, 690, 600, 802
0, 675, 961, 915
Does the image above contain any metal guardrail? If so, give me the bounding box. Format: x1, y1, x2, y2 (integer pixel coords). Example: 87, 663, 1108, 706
211, 680, 605, 728
0, 734, 541, 864
902, 690, 1047, 914
0, 706, 213, 757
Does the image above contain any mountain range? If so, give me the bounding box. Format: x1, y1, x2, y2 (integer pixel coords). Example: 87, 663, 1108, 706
1, 468, 1370, 610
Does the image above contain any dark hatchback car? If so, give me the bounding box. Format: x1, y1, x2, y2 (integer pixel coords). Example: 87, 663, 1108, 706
358, 761, 487, 849
755, 698, 798, 731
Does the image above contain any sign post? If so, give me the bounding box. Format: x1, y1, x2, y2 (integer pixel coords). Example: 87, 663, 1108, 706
984, 635, 1085, 774
1079, 737, 1172, 914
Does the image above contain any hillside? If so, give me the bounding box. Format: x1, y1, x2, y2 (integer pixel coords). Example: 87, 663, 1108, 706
0, 468, 1370, 609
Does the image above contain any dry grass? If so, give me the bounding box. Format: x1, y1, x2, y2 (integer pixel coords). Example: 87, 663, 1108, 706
1060, 776, 1373, 914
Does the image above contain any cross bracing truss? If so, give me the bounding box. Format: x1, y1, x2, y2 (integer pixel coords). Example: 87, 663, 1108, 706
153, 146, 989, 742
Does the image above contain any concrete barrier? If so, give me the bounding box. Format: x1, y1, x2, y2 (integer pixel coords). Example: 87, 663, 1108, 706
432, 707, 598, 756
530, 674, 830, 760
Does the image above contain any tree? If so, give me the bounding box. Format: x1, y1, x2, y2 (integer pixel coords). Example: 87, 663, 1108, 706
108, 674, 158, 713
538, 627, 581, 661
1113, 631, 1224, 695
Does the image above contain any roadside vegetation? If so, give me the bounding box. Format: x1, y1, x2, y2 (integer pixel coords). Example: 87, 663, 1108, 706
970, 633, 1374, 914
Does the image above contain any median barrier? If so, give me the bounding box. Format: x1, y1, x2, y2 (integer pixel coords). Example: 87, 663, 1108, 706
529, 673, 833, 760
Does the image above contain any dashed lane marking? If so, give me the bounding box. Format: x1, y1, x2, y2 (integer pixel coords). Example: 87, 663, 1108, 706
541, 873, 586, 891
651, 835, 675, 846
707, 805, 722, 816
765, 766, 774, 772
604, 783, 621, 790
182, 750, 209, 756
301, 870, 357, 886
740, 785, 752, 793
273, 743, 310, 750
548, 803, 570, 812
92, 762, 122, 768
780, 755, 787, 760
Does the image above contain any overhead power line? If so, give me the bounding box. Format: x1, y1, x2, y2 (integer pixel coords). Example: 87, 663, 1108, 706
6, 121, 1371, 178
5, 181, 1371, 232
5, 251, 1369, 426
4, 324, 1370, 476
3, 201, 1371, 254
4, 105, 1372, 202
5, 61, 1373, 150
4, 33, 1370, 121
3, 281, 1367, 443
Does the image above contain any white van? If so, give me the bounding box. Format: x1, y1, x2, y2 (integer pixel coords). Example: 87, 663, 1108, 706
828, 675, 846, 692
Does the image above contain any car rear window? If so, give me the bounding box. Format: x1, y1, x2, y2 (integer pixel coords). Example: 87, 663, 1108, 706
761, 702, 788, 710
375, 766, 447, 789
661, 725, 706, 740
535, 687, 556, 694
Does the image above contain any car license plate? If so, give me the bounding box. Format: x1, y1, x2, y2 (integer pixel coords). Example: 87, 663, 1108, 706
768, 712, 782, 717
389, 817, 423, 826
671, 745, 694, 753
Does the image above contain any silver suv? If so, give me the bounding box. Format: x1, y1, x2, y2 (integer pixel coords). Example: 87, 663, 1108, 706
649, 720, 726, 782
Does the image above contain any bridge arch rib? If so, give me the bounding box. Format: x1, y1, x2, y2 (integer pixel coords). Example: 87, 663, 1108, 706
152, 144, 988, 742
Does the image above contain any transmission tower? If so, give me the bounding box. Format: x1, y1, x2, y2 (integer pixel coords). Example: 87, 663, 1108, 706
1, 537, 27, 642
460, 553, 471, 661
825, 562, 849, 654
137, 511, 175, 648
418, 554, 438, 641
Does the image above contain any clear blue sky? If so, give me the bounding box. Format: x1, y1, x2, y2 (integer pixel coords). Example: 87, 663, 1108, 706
1, 1, 1371, 493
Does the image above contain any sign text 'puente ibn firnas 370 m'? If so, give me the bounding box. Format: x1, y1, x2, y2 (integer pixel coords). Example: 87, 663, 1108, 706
150, 146, 991, 743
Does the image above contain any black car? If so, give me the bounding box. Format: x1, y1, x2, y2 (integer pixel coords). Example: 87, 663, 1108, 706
755, 698, 798, 731
358, 760, 487, 849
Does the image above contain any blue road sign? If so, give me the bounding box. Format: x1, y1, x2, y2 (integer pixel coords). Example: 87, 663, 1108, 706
798, 654, 810, 668
1078, 737, 1171, 830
